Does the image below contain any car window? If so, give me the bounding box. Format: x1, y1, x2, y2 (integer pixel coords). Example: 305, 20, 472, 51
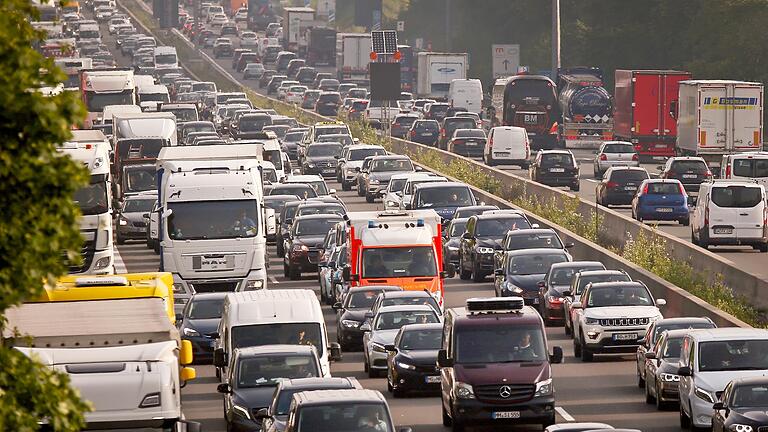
711, 185, 763, 208
733, 158, 768, 178
507, 253, 568, 275
646, 182, 682, 195
505, 232, 563, 250
575, 274, 630, 295
374, 310, 438, 330
540, 153, 573, 166
698, 340, 768, 372
603, 143, 635, 154
417, 186, 473, 207
610, 169, 649, 182
671, 160, 708, 173
371, 159, 413, 172
475, 217, 530, 236
399, 329, 442, 350
236, 355, 318, 388
586, 285, 652, 307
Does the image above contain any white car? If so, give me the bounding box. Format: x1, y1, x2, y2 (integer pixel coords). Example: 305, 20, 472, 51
209, 13, 228, 26
382, 173, 411, 211
239, 31, 259, 48
563, 269, 631, 337
361, 304, 440, 378
336, 144, 387, 191
400, 173, 448, 210
283, 174, 335, 197
108, 17, 130, 34
276, 80, 300, 101
571, 281, 664, 362
285, 85, 308, 104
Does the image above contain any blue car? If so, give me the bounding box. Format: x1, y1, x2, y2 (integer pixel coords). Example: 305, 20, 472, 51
632, 179, 690, 225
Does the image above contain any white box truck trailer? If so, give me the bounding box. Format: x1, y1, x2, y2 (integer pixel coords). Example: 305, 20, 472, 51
416, 52, 469, 99
336, 33, 372, 85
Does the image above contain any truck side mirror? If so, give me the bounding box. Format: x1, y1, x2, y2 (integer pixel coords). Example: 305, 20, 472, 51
669, 100, 678, 120
329, 342, 342, 361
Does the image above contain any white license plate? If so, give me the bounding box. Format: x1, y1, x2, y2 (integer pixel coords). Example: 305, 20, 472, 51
465, 141, 478, 146
550, 168, 565, 173
613, 333, 637, 341
625, 186, 637, 191
656, 208, 673, 213
714, 227, 733, 234
420, 132, 433, 136
493, 411, 521, 419
655, 144, 668, 148
495, 152, 510, 157
682, 174, 697, 179
322, 169, 335, 173
425, 375, 440, 384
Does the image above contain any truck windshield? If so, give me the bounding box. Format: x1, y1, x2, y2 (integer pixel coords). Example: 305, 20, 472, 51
85, 89, 134, 112
236, 355, 318, 388
165, 108, 197, 122
296, 404, 392, 432
456, 325, 547, 363
124, 166, 156, 193
155, 54, 177, 65
140, 92, 170, 103
73, 176, 109, 215
698, 340, 768, 372
232, 323, 323, 354
362, 246, 437, 278
416, 187, 473, 207
167, 200, 259, 240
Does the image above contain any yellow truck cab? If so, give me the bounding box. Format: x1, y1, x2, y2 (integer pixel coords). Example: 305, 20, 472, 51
40, 273, 176, 323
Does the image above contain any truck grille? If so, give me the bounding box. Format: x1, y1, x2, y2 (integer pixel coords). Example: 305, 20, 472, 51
191, 281, 238, 292
66, 230, 96, 273
474, 384, 534, 402
599, 317, 649, 327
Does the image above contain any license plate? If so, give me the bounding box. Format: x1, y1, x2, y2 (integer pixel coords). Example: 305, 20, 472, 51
532, 297, 539, 304
714, 227, 733, 234
613, 333, 637, 341
322, 169, 335, 173
655, 144, 667, 148
495, 152, 510, 156
625, 186, 637, 191
549, 168, 565, 173
493, 411, 521, 419
420, 132, 433, 136
425, 376, 440, 384
466, 141, 478, 146
682, 174, 697, 179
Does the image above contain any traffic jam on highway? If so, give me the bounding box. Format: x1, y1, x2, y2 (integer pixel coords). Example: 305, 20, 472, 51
20, 1, 768, 432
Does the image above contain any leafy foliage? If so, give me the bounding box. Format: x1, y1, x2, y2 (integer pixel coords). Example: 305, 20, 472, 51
0, 0, 90, 430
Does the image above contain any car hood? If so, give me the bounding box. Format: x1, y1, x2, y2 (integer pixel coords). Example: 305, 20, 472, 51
476, 238, 503, 249
445, 238, 460, 248
370, 329, 400, 345
292, 235, 325, 249
346, 160, 364, 169
694, 370, 768, 393
657, 358, 681, 374
550, 284, 571, 295
121, 211, 147, 223
340, 309, 368, 322
583, 306, 661, 319
506, 274, 546, 292
234, 386, 279, 410
369, 171, 406, 182
399, 349, 439, 367
185, 318, 220, 336
454, 361, 549, 386
731, 408, 768, 424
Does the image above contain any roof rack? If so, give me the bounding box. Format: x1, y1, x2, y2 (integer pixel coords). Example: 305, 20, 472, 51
466, 297, 524, 314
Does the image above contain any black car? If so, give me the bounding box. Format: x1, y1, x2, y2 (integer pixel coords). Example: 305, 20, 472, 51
178, 292, 227, 363
259, 70, 277, 88
334, 285, 402, 351
230, 113, 272, 140
596, 166, 650, 206
660, 156, 712, 196
217, 345, 322, 432
712, 376, 768, 431
283, 214, 344, 279
424, 102, 450, 122
459, 213, 533, 282
267, 75, 288, 95
296, 66, 317, 86
315, 91, 341, 117
494, 248, 571, 305
536, 261, 605, 324
438, 117, 479, 150
385, 323, 443, 397
407, 119, 440, 146
530, 150, 580, 192
281, 128, 308, 160
448, 128, 487, 157
302, 142, 343, 176
257, 377, 363, 432
442, 217, 468, 273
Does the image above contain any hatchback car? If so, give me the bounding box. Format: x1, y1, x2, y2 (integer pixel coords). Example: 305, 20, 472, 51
660, 156, 712, 196
494, 248, 572, 305
390, 114, 419, 139
115, 194, 156, 244
631, 179, 690, 225
448, 128, 487, 157
593, 141, 640, 178
333, 286, 402, 351
315, 92, 341, 116
537, 261, 606, 324
407, 119, 440, 146
530, 150, 580, 192
596, 166, 650, 206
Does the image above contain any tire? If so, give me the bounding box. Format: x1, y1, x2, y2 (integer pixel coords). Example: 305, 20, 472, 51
471, 262, 485, 283
288, 266, 300, 280
387, 377, 393, 393
573, 336, 582, 357
363, 356, 369, 372
146, 237, 152, 249
699, 228, 710, 249
458, 258, 472, 280
392, 386, 405, 398
758, 242, 768, 253
452, 419, 465, 432
276, 241, 284, 257
691, 230, 699, 246
571, 182, 580, 192
564, 317, 572, 336
486, 154, 495, 167
638, 369, 645, 388
153, 241, 160, 254
680, 217, 690, 226
442, 403, 453, 427
542, 414, 556, 428
680, 402, 692, 429
367, 365, 378, 378
357, 184, 365, 197
365, 193, 374, 203
521, 161, 530, 170
342, 181, 351, 191
116, 234, 125, 245
580, 334, 593, 362
656, 382, 667, 410
645, 378, 655, 404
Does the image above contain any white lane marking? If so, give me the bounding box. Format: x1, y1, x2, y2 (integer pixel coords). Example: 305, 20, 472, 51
113, 246, 127, 274
555, 406, 575, 422
269, 275, 280, 285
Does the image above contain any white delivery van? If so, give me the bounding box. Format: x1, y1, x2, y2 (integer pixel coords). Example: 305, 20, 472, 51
153, 46, 179, 71
691, 179, 768, 251
720, 151, 768, 190
214, 289, 342, 379
484, 126, 530, 168
235, 131, 290, 181
448, 78, 483, 114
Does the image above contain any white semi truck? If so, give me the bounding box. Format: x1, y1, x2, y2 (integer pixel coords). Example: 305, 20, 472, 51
60, 130, 114, 274
5, 298, 199, 432
80, 68, 136, 128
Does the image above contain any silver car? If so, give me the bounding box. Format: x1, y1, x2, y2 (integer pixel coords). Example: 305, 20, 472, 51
116, 194, 156, 244
593, 141, 639, 178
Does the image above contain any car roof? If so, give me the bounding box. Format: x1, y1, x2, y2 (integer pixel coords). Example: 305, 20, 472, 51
505, 248, 570, 257
294, 214, 343, 222
279, 377, 360, 391
294, 389, 385, 406
380, 290, 432, 299
549, 261, 604, 270
472, 213, 527, 221
234, 344, 316, 357
347, 285, 402, 294
539, 149, 573, 155
575, 269, 626, 277
506, 228, 557, 236
377, 304, 437, 314
286, 175, 324, 182
399, 322, 443, 332
190, 292, 230, 301
416, 181, 468, 190
655, 317, 714, 326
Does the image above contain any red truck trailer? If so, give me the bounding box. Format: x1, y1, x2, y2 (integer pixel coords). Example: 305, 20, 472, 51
614, 70, 691, 160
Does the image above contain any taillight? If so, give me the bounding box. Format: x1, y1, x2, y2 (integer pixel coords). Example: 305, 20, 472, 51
599, 154, 607, 161
606, 181, 619, 188
705, 170, 713, 178
440, 128, 445, 137
634, 145, 642, 151
642, 184, 648, 195
632, 153, 639, 161
678, 183, 686, 196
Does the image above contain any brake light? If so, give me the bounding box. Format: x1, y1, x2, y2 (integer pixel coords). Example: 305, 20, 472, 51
725, 164, 731, 178
634, 145, 642, 151
678, 183, 686, 196
599, 154, 607, 161
642, 184, 648, 195
705, 170, 713, 178
606, 181, 619, 188
632, 153, 639, 161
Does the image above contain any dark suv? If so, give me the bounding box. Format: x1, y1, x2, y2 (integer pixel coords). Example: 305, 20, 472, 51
283, 214, 344, 280
315, 92, 341, 117
596, 166, 650, 206
458, 213, 533, 282
407, 119, 440, 146
438, 297, 563, 430
425, 102, 450, 122
530, 150, 580, 192
660, 156, 712, 196
439, 117, 479, 150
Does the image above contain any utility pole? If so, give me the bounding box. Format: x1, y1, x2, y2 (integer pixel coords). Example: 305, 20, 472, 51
551, 0, 561, 77
445, 0, 452, 51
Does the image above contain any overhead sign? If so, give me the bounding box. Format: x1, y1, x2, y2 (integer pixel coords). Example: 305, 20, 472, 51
492, 44, 520, 78
396, 21, 404, 32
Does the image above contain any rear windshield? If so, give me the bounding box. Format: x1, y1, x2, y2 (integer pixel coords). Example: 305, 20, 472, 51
414, 121, 439, 131
610, 170, 649, 182
647, 183, 682, 195
671, 160, 708, 173
318, 93, 341, 103
540, 153, 574, 166
733, 158, 768, 178
455, 129, 486, 138
603, 143, 635, 154
711, 185, 763, 208
445, 119, 476, 129
429, 104, 449, 113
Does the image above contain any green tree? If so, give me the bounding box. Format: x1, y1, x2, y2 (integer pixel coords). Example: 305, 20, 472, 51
0, 1, 91, 430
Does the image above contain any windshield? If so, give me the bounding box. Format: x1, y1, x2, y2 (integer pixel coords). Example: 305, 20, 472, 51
540, 154, 574, 167
73, 177, 108, 215
294, 219, 342, 236
347, 290, 384, 309
261, 149, 283, 171
417, 187, 473, 208
449, 220, 467, 237
476, 217, 529, 237
232, 323, 323, 353
307, 181, 329, 195
586, 285, 653, 307
362, 247, 437, 278
711, 186, 763, 208
661, 337, 683, 359
263, 169, 278, 183
317, 135, 353, 146
188, 298, 224, 319
405, 180, 442, 194
265, 197, 296, 214
140, 92, 169, 103
240, 116, 271, 131
371, 159, 413, 172
85, 89, 134, 112
297, 404, 392, 432
167, 200, 258, 240
382, 297, 439, 310
308, 144, 342, 157
192, 82, 215, 93
124, 167, 156, 193
733, 158, 768, 178
731, 383, 768, 408
574, 274, 630, 295
184, 123, 215, 135
698, 340, 768, 372
273, 186, 317, 199
284, 132, 306, 143
399, 329, 441, 350
123, 198, 154, 213
166, 108, 197, 122
155, 53, 176, 65
350, 148, 385, 160
388, 178, 407, 192
296, 205, 345, 217
505, 232, 562, 250
652, 322, 715, 344
374, 310, 438, 331
236, 355, 318, 388
456, 326, 547, 363
316, 126, 348, 137
507, 253, 567, 275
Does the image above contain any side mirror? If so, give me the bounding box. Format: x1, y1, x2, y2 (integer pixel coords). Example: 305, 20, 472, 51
564, 242, 574, 249
355, 167, 361, 172
329, 188, 337, 195
494, 268, 504, 276
398, 428, 413, 432
644, 351, 657, 360
712, 402, 724, 411
537, 281, 546, 288
562, 290, 572, 297
360, 322, 371, 332
461, 232, 472, 239
364, 311, 374, 319
677, 366, 692, 377
571, 301, 582, 309
254, 407, 270, 420
175, 313, 183, 323
550, 346, 563, 364
384, 344, 396, 352
329, 342, 342, 361
530, 223, 540, 229
332, 301, 342, 310
213, 348, 227, 368
216, 383, 232, 394
415, 166, 423, 172
656, 298, 667, 307
142, 212, 150, 219
437, 349, 453, 368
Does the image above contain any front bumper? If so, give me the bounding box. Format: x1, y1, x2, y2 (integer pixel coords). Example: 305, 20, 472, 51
451, 395, 555, 426
657, 380, 680, 402
391, 364, 440, 392
689, 391, 715, 427
637, 205, 689, 221
171, 271, 267, 298
368, 345, 389, 370
183, 335, 217, 363
117, 223, 146, 238
581, 325, 650, 353
289, 252, 321, 272
337, 323, 365, 348
303, 164, 336, 176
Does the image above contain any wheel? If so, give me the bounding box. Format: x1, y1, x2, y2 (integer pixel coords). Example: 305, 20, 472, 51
320, 285, 327, 303
367, 365, 378, 378
458, 258, 471, 280
570, 182, 580, 192
758, 242, 768, 253
698, 228, 710, 249
656, 382, 667, 410
471, 262, 485, 283
153, 241, 160, 254
392, 385, 405, 398
521, 161, 530, 169
486, 154, 495, 166
442, 404, 453, 427
451, 418, 465, 432
276, 242, 284, 257
645, 377, 655, 404
572, 336, 582, 357
580, 334, 593, 362
387, 377, 393, 393
365, 193, 374, 203
542, 414, 556, 428
283, 263, 289, 278
680, 402, 692, 429
225, 419, 234, 432
288, 266, 300, 280
637, 369, 645, 388
357, 183, 365, 196
342, 181, 351, 191
146, 237, 152, 249
691, 229, 699, 246
680, 217, 690, 226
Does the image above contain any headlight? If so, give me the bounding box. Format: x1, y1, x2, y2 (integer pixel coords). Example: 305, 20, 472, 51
371, 342, 386, 353
396, 361, 415, 370
730, 425, 753, 432
172, 283, 185, 294
476, 247, 494, 254
369, 179, 380, 184
585, 317, 600, 325
245, 279, 264, 290
307, 163, 315, 168
694, 386, 715, 403
448, 246, 459, 251
292, 244, 309, 252
232, 404, 251, 420
503, 283, 523, 294
660, 373, 680, 382
453, 382, 475, 399
387, 201, 398, 207
534, 378, 553, 397
183, 327, 200, 337
93, 256, 111, 271
341, 319, 360, 328
119, 218, 128, 226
